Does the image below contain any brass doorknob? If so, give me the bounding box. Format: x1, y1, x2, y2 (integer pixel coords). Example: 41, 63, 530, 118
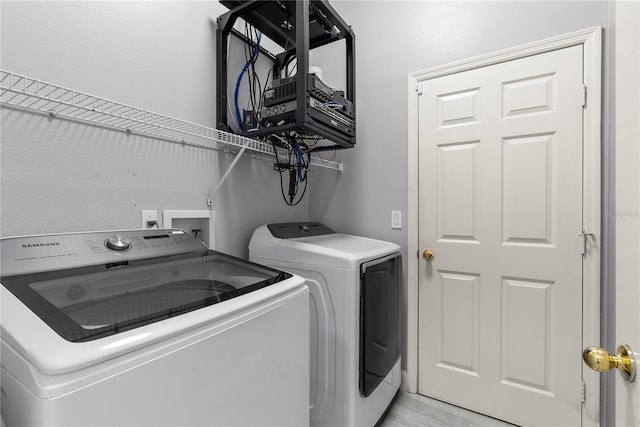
583, 344, 636, 382
422, 249, 435, 261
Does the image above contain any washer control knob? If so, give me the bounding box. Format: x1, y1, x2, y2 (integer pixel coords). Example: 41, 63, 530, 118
105, 235, 132, 251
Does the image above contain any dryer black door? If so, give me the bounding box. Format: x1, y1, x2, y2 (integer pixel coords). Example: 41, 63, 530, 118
359, 253, 401, 397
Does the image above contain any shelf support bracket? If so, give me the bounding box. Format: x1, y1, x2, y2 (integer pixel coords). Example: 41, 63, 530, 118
207, 146, 247, 206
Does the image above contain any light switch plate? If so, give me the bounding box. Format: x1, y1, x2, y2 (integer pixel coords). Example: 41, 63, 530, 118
391, 210, 402, 229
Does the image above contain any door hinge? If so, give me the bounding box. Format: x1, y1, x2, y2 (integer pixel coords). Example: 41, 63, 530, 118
581, 85, 587, 108
579, 230, 595, 256
580, 380, 586, 403
416, 83, 423, 96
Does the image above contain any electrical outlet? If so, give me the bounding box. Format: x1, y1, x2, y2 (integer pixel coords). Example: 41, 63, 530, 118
141, 210, 159, 229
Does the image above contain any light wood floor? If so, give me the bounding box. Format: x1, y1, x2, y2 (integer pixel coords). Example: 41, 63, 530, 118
379, 391, 517, 427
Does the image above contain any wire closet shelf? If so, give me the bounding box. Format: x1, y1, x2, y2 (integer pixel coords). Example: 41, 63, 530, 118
0, 70, 343, 172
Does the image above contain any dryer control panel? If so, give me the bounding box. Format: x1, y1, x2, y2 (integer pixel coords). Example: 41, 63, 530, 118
267, 222, 334, 239
0, 229, 207, 276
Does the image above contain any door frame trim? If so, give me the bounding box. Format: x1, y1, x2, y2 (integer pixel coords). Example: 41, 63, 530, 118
407, 27, 602, 425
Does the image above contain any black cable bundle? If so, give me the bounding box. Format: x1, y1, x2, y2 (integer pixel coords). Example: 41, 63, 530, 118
243, 23, 261, 121
269, 134, 310, 206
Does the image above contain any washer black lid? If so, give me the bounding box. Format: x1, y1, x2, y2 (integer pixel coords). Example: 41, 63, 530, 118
1, 250, 291, 342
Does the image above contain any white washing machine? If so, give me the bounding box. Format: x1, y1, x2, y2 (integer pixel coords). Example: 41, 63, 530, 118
250, 222, 402, 427
1, 229, 309, 427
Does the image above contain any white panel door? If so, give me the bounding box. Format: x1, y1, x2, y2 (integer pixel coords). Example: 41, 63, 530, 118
418, 45, 584, 426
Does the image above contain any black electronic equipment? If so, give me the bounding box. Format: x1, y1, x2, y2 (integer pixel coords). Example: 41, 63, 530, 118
261, 73, 355, 138
261, 97, 355, 138
263, 76, 297, 107
216, 0, 356, 151
242, 109, 258, 132
264, 73, 354, 118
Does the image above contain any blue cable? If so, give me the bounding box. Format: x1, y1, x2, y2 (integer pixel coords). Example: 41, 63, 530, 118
295, 145, 304, 181
295, 141, 311, 182
234, 32, 262, 130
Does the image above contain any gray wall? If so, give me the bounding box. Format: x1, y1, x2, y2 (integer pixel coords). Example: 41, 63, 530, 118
0, 1, 309, 258
309, 0, 613, 376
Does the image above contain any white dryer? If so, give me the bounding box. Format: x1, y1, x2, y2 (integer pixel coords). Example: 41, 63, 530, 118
1, 229, 309, 427
250, 222, 402, 427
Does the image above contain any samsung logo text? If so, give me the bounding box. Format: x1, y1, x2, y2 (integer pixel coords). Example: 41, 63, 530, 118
22, 242, 61, 248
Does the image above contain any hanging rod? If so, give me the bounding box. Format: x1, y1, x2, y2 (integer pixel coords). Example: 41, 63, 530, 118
0, 69, 343, 172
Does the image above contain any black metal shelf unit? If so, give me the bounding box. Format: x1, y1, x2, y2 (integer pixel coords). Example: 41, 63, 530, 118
216, 0, 356, 150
